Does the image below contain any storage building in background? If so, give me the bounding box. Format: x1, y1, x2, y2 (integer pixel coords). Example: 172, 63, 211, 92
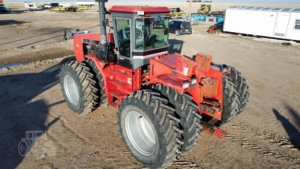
223, 6, 300, 41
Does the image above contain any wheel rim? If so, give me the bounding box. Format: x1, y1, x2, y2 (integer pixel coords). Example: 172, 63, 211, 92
125, 111, 156, 156
64, 74, 79, 105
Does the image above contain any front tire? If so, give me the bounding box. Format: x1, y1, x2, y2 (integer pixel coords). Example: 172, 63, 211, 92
118, 90, 183, 168
59, 61, 98, 115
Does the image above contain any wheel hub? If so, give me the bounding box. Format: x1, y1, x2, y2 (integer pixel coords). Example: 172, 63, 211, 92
125, 111, 156, 156
64, 74, 79, 105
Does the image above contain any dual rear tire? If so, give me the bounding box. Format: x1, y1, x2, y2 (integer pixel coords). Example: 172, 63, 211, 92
153, 84, 202, 156
219, 65, 250, 125
59, 61, 99, 115
118, 90, 183, 168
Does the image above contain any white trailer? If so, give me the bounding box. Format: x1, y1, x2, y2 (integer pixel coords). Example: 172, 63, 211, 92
76, 0, 95, 6
223, 6, 300, 41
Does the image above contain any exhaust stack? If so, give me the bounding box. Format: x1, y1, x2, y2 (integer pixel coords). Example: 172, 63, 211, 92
96, 0, 108, 44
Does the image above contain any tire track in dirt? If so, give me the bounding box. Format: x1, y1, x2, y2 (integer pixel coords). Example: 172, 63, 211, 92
44, 106, 143, 168
172, 156, 200, 168
0, 48, 74, 66
227, 121, 300, 167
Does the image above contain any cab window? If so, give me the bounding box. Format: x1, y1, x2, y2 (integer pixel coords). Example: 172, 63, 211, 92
115, 18, 131, 58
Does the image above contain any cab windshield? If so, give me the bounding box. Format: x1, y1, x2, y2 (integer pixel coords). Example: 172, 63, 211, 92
135, 17, 169, 50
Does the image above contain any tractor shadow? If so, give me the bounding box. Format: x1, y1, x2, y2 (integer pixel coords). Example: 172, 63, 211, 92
272, 104, 300, 150
0, 57, 73, 168
0, 20, 27, 26
168, 38, 184, 54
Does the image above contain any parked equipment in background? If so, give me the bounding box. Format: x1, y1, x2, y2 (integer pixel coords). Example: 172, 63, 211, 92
63, 29, 90, 40
197, 4, 211, 14
50, 3, 59, 8
169, 7, 185, 18
223, 6, 300, 41
76, 0, 95, 6
0, 3, 12, 14
40, 4, 52, 10
59, 0, 249, 168
50, 4, 91, 12
169, 20, 193, 36
208, 21, 223, 34
190, 18, 199, 25
24, 1, 41, 11
193, 4, 224, 17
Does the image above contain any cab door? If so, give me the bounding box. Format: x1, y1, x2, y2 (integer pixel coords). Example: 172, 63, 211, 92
113, 17, 134, 69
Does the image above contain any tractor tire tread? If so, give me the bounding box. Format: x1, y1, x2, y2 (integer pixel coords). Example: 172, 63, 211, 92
220, 71, 241, 125
85, 59, 108, 107
230, 68, 250, 115
60, 60, 98, 115
118, 90, 182, 168
153, 84, 201, 156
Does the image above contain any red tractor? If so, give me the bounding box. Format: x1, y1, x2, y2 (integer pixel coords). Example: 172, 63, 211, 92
59, 0, 249, 168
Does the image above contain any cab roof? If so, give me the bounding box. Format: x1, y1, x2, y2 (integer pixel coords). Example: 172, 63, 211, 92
109, 5, 170, 14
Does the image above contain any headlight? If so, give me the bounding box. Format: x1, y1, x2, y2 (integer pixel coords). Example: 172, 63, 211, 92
182, 81, 190, 89
190, 78, 197, 85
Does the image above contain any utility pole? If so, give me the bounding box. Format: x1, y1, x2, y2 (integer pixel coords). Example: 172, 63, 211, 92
259, 0, 262, 5
188, 0, 192, 20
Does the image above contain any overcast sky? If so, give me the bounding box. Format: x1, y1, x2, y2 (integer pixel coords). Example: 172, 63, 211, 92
5, 0, 300, 4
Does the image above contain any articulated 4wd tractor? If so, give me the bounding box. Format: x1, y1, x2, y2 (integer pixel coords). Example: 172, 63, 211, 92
59, 0, 249, 168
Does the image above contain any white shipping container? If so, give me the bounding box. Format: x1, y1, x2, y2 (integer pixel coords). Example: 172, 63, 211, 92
223, 6, 300, 41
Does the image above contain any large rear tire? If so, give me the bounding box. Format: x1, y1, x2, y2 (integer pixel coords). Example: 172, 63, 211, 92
230, 68, 250, 115
118, 90, 183, 168
217, 64, 249, 125
59, 61, 98, 115
85, 59, 108, 107
221, 74, 240, 125
153, 84, 202, 156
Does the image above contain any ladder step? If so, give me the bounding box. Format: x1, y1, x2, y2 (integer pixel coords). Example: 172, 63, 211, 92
108, 90, 128, 98
109, 79, 130, 87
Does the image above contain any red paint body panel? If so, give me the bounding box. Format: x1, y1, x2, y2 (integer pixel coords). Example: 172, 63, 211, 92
74, 26, 224, 122
109, 5, 170, 13
148, 53, 224, 121
73, 33, 114, 61
85, 54, 141, 107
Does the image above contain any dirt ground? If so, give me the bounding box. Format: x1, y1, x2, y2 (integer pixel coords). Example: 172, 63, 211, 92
0, 3, 300, 169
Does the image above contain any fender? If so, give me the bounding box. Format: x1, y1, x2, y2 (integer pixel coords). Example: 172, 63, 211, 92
151, 73, 190, 94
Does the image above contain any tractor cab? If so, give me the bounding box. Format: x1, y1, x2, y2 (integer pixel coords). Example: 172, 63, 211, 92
109, 6, 170, 69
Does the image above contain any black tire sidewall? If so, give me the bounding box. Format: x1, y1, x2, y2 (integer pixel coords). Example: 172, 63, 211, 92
60, 66, 85, 113
118, 100, 165, 166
